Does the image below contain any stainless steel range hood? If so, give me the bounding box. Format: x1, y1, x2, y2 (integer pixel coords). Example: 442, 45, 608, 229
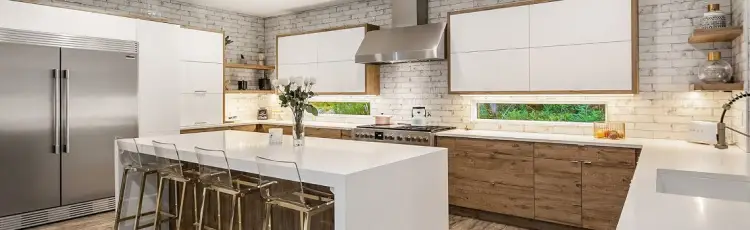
355, 0, 446, 64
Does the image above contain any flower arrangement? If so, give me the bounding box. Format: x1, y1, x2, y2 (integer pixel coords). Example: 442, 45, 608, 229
275, 76, 318, 146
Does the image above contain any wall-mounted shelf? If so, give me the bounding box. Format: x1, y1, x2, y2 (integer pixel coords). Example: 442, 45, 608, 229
225, 90, 276, 94
224, 63, 275, 70
690, 82, 744, 91
688, 26, 743, 44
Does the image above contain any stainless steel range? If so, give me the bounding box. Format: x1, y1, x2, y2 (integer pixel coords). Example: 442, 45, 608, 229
352, 124, 456, 146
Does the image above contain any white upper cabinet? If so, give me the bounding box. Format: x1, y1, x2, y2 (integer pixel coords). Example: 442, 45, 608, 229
278, 33, 319, 64
181, 62, 224, 94
0, 1, 136, 41
180, 93, 223, 126
530, 0, 632, 47
278, 63, 318, 81
136, 20, 180, 136
450, 6, 530, 53
179, 28, 223, 63
530, 41, 633, 91
317, 61, 366, 93
451, 49, 530, 92
317, 27, 366, 62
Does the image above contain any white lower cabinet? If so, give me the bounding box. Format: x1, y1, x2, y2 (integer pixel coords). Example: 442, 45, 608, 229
450, 49, 530, 92
180, 93, 223, 127
181, 61, 223, 94
529, 41, 633, 91
316, 61, 366, 93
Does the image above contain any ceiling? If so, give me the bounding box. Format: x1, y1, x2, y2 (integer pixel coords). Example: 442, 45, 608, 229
181, 0, 359, 17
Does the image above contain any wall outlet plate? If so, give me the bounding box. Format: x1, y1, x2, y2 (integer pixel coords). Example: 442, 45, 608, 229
688, 121, 719, 145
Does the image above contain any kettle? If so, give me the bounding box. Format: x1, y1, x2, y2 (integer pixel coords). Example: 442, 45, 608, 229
411, 107, 428, 126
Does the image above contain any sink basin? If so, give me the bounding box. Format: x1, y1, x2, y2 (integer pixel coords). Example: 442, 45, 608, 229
656, 169, 750, 203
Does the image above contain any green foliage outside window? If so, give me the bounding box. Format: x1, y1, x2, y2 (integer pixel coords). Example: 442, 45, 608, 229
477, 103, 605, 122
310, 102, 371, 115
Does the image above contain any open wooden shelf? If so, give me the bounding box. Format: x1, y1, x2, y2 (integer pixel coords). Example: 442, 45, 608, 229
224, 63, 275, 70
690, 82, 744, 91
688, 26, 743, 44
225, 90, 276, 94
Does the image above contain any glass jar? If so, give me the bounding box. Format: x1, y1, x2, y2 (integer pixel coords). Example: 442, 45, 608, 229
699, 51, 733, 83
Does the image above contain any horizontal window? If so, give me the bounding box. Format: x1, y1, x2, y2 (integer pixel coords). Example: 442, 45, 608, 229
310, 102, 371, 115
477, 103, 605, 122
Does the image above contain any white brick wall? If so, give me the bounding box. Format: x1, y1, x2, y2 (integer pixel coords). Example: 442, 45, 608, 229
263, 0, 740, 141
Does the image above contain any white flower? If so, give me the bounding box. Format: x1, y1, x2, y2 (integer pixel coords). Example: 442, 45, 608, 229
308, 77, 317, 85
292, 76, 305, 86
277, 78, 290, 86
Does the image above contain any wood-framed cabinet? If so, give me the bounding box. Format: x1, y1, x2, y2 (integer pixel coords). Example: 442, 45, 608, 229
181, 124, 350, 140
276, 24, 381, 95
437, 137, 638, 230
448, 0, 638, 94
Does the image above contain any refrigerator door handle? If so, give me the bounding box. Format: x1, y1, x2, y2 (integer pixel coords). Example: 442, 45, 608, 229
62, 69, 70, 154
53, 69, 60, 154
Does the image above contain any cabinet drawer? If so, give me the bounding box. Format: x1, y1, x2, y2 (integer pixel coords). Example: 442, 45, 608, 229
306, 128, 342, 139
260, 125, 292, 135
582, 191, 626, 230
454, 138, 533, 157
232, 125, 257, 132
450, 151, 533, 188
582, 164, 634, 197
449, 176, 534, 219
534, 142, 585, 161
581, 146, 637, 168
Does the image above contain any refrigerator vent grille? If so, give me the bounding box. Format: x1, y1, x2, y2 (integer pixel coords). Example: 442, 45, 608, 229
0, 28, 137, 53
0, 197, 114, 230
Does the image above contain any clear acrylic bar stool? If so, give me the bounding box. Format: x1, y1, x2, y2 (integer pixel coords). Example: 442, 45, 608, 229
114, 137, 161, 230
151, 141, 200, 230
194, 147, 275, 230
255, 156, 335, 230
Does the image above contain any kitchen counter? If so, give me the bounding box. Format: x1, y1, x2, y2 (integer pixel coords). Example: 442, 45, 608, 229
180, 120, 362, 131
115, 131, 448, 230
437, 129, 750, 230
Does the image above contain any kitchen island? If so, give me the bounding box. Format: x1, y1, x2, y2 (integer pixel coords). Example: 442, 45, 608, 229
114, 131, 448, 230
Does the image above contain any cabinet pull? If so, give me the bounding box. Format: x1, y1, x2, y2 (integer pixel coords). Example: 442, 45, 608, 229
583, 161, 592, 165
570, 160, 580, 163
194, 90, 208, 93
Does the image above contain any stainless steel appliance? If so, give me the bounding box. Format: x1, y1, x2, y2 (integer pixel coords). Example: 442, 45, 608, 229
352, 124, 455, 146
0, 28, 138, 230
411, 107, 428, 126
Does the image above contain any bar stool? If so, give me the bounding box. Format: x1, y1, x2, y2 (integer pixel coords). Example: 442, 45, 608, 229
194, 147, 275, 230
151, 141, 200, 230
114, 137, 161, 230
255, 156, 335, 230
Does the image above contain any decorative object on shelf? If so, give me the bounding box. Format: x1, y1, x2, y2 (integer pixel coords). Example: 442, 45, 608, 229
239, 54, 247, 64
268, 128, 283, 145
140, 4, 162, 18
258, 53, 266, 66
699, 51, 733, 83
238, 80, 248, 90
224, 36, 234, 46
258, 72, 272, 90
275, 76, 318, 147
593, 122, 626, 140
257, 108, 269, 120
701, 4, 727, 29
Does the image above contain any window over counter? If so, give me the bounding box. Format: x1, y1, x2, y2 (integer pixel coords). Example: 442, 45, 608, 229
311, 102, 371, 115
477, 103, 605, 122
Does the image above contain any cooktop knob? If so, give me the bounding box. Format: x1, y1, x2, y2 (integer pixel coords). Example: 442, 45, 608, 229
397, 136, 403, 141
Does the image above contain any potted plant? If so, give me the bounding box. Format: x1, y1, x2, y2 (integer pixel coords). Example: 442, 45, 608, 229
276, 77, 318, 146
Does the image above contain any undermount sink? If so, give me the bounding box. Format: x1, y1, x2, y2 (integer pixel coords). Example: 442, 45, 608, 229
656, 169, 750, 203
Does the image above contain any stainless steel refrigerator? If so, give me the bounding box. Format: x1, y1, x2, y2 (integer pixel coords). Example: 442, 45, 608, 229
0, 28, 138, 229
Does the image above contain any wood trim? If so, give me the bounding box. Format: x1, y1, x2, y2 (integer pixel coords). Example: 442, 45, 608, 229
224, 63, 275, 70
275, 24, 381, 95
222, 29, 226, 123
688, 26, 743, 43
446, 0, 639, 95
225, 90, 276, 94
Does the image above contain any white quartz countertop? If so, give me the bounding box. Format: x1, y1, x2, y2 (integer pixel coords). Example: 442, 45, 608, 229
180, 120, 362, 130
437, 129, 750, 230
125, 130, 444, 176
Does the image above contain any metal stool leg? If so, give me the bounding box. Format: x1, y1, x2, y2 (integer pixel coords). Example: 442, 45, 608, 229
153, 177, 165, 230
193, 183, 199, 223
228, 194, 237, 230
176, 181, 188, 230
301, 212, 311, 230
236, 196, 243, 230
132, 172, 150, 230
216, 190, 222, 230
262, 202, 272, 230
197, 187, 208, 230
114, 168, 130, 229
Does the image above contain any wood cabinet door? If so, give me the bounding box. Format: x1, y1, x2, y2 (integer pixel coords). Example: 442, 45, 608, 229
306, 128, 342, 139
261, 125, 293, 135
534, 158, 582, 226
582, 164, 634, 230
450, 5, 530, 53
449, 138, 535, 218
232, 125, 257, 132
450, 49, 530, 92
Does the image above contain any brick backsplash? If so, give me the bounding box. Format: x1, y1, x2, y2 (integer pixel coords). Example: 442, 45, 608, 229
263, 0, 744, 141
18, 0, 750, 142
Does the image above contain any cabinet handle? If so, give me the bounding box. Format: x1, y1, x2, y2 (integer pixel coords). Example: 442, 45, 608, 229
570, 160, 580, 163
583, 161, 592, 165
194, 90, 208, 93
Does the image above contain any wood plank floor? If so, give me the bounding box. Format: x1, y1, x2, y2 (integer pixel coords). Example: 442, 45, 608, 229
30, 212, 529, 230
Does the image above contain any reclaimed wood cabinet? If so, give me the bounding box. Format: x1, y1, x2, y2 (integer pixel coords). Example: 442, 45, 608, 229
180, 126, 232, 134
438, 137, 638, 230
306, 127, 343, 139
